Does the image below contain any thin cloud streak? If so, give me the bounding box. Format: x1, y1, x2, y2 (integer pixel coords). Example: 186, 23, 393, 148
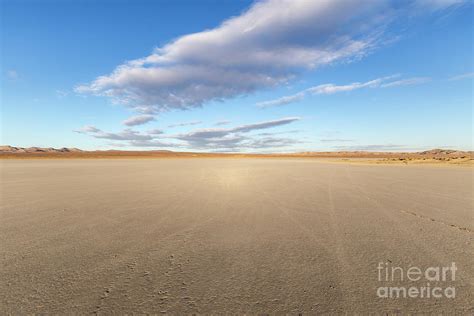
128, 140, 177, 147
56, 90, 69, 98
320, 139, 355, 143
6, 70, 19, 80
448, 72, 474, 81
257, 75, 430, 108
256, 92, 305, 108
123, 114, 155, 126
75, 126, 153, 141
147, 128, 164, 135
167, 121, 202, 128
214, 120, 231, 126
307, 75, 396, 95
380, 77, 431, 87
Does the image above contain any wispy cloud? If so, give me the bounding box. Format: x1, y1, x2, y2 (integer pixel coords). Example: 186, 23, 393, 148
167, 120, 202, 128
448, 72, 474, 81
413, 0, 465, 11
231, 117, 300, 133
75, 117, 301, 151
256, 130, 301, 137
147, 128, 164, 135
56, 89, 69, 98
128, 140, 176, 147
94, 129, 153, 141
257, 75, 430, 107
320, 139, 355, 143
256, 92, 306, 108
174, 117, 301, 150
307, 76, 397, 95
380, 77, 431, 87
75, 126, 153, 141
6, 70, 19, 80
75, 125, 101, 133
214, 120, 231, 126
123, 114, 155, 126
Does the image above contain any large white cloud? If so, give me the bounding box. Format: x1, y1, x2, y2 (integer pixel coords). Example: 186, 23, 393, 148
76, 0, 463, 113
76, 0, 397, 112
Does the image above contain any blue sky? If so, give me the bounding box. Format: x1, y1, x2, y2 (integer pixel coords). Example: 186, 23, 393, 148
1, 0, 473, 152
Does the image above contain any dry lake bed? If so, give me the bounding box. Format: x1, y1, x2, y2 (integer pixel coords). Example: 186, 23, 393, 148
1, 159, 473, 313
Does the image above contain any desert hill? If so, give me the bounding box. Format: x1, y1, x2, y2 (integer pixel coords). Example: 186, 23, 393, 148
0, 146, 83, 153
0, 145, 472, 163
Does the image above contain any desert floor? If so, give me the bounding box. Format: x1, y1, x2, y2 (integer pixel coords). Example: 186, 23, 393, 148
1, 159, 472, 313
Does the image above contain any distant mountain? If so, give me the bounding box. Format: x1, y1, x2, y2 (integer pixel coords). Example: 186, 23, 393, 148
1, 146, 471, 159
416, 149, 473, 158
419, 149, 466, 156
295, 149, 473, 159
0, 146, 83, 153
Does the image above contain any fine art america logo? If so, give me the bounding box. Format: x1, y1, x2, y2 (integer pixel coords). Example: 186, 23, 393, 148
376, 262, 457, 299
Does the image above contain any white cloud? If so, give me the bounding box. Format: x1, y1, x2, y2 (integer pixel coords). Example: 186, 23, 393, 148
448, 72, 474, 81
214, 120, 231, 126
74, 0, 464, 114
123, 114, 155, 126
175, 117, 301, 149
256, 130, 300, 136
233, 117, 300, 133
256, 92, 305, 108
257, 75, 431, 107
75, 117, 301, 151
413, 0, 465, 10
74, 125, 101, 133
75, 126, 153, 141
307, 76, 396, 95
128, 140, 176, 147
320, 139, 355, 143
56, 90, 69, 98
76, 0, 396, 112
75, 0, 464, 113
6, 70, 19, 80
380, 77, 431, 87
147, 128, 164, 135
167, 120, 202, 128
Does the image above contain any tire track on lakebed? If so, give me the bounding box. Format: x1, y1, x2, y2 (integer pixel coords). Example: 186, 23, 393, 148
399, 209, 472, 233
